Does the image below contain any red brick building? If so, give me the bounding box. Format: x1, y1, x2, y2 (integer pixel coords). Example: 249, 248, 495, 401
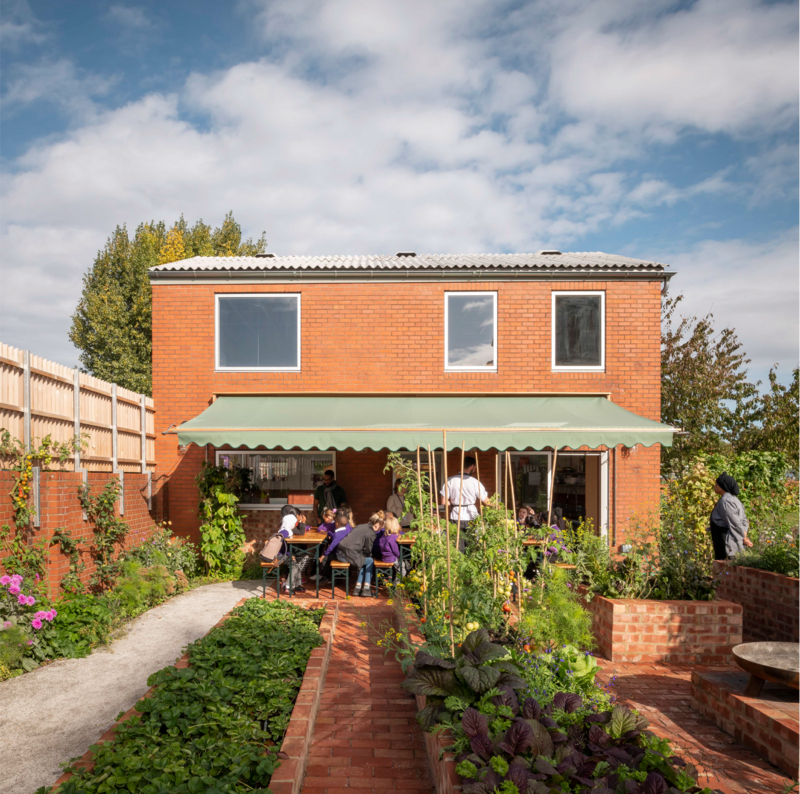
149, 252, 673, 551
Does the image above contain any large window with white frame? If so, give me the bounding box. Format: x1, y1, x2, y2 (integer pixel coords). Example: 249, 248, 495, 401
444, 291, 497, 371
551, 291, 605, 371
215, 294, 301, 371
216, 450, 334, 506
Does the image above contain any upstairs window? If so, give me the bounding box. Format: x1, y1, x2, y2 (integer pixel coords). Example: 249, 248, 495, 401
552, 291, 605, 371
216, 294, 301, 371
445, 292, 497, 371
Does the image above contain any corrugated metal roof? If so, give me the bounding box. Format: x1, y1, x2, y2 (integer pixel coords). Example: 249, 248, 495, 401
149, 251, 669, 275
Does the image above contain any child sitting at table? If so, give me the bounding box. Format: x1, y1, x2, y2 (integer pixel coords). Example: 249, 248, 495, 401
278, 505, 309, 594
314, 510, 352, 582
378, 515, 408, 578
318, 507, 336, 538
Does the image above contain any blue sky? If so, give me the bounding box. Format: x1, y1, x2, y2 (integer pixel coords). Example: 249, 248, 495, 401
1, 0, 797, 386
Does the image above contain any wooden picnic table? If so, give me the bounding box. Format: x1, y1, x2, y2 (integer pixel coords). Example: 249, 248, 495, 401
286, 532, 328, 598
522, 538, 547, 546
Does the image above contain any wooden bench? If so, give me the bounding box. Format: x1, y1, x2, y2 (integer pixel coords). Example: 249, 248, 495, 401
329, 560, 350, 599
374, 560, 395, 594
261, 561, 282, 600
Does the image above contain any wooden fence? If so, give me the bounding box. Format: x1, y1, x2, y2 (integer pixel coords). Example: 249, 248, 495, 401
0, 342, 155, 473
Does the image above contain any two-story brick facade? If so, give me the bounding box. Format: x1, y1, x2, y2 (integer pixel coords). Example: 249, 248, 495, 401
149, 252, 673, 553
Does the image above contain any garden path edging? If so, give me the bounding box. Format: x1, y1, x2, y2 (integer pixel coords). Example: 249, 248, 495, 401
396, 599, 462, 794
51, 597, 339, 794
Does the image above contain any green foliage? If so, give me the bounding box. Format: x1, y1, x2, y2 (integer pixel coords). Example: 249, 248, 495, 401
44, 599, 322, 794
661, 294, 760, 474
517, 568, 594, 650
124, 523, 200, 579
45, 593, 115, 659
0, 624, 28, 680
51, 529, 86, 594
731, 524, 799, 577
79, 480, 130, 590
198, 486, 246, 577
69, 213, 266, 395
106, 560, 175, 619
513, 643, 609, 709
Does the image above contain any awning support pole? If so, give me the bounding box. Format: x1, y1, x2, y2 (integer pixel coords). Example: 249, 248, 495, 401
547, 447, 559, 527
428, 444, 441, 546
415, 446, 427, 621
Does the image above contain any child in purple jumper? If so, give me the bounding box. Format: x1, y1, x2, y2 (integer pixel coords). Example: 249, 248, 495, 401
314, 511, 352, 581
318, 507, 336, 538
378, 516, 408, 578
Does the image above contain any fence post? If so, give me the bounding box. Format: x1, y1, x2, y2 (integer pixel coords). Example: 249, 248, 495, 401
73, 368, 81, 470
23, 350, 31, 451
118, 470, 125, 516
82, 469, 89, 521
111, 384, 118, 472
140, 395, 147, 473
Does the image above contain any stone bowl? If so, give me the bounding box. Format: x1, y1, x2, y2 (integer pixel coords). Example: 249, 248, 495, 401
732, 642, 800, 695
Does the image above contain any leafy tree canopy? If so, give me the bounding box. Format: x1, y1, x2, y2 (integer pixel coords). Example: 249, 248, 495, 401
69, 213, 266, 395
661, 294, 798, 475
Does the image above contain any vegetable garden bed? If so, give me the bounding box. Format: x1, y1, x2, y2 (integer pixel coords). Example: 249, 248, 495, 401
581, 592, 743, 665
712, 561, 799, 643
39, 597, 336, 794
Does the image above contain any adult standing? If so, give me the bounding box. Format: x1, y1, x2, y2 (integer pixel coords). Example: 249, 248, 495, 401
387, 481, 412, 528
313, 469, 346, 525
709, 473, 752, 561
439, 455, 489, 551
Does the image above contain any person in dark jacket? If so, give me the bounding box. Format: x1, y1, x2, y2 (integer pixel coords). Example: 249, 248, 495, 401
333, 512, 385, 596
709, 473, 752, 561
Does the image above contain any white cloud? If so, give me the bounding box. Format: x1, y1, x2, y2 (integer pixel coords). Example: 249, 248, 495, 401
0, 0, 47, 49
664, 229, 799, 379
106, 5, 154, 29
0, 0, 796, 375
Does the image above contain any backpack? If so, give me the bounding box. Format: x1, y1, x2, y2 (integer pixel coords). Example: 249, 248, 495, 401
260, 533, 287, 564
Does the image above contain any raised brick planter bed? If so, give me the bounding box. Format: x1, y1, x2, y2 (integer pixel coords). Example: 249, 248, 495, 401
582, 593, 743, 664
713, 561, 799, 643
691, 669, 799, 779
52, 598, 338, 794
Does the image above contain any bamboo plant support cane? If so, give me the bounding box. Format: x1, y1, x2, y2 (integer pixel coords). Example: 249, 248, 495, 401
428, 444, 442, 546
546, 447, 559, 528
473, 451, 486, 550
505, 451, 523, 613
441, 430, 454, 656
416, 447, 427, 619
456, 442, 466, 553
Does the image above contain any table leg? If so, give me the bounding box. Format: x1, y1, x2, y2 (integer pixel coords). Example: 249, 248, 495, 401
744, 673, 765, 697
288, 555, 294, 598
315, 545, 320, 599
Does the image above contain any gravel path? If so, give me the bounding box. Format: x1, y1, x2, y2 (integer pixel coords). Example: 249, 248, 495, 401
0, 579, 262, 794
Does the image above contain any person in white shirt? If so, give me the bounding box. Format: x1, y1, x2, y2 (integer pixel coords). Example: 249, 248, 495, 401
439, 456, 490, 551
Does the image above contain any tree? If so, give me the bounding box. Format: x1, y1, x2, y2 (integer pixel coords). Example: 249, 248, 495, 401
70, 213, 266, 395
661, 294, 760, 474
744, 365, 799, 464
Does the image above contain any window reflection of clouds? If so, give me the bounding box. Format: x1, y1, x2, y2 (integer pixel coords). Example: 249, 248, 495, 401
447, 293, 495, 368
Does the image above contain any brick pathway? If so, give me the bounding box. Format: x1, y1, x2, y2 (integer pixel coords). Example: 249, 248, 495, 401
597, 660, 794, 794
300, 605, 434, 794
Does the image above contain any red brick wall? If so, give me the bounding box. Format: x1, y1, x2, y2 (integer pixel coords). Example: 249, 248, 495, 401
0, 471, 158, 596
691, 670, 799, 779
713, 561, 800, 643
152, 279, 663, 547
584, 594, 743, 664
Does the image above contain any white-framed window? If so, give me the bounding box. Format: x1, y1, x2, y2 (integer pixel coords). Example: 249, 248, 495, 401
216, 450, 335, 506
444, 291, 497, 371
551, 291, 605, 371
215, 294, 301, 371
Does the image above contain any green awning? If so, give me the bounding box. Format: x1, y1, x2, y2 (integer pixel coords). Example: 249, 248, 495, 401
175, 395, 672, 451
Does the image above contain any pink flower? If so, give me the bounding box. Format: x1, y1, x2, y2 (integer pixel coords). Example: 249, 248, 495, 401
28, 640, 34, 646
10, 574, 22, 585
31, 618, 42, 630
50, 608, 57, 619
2, 621, 12, 629
0, 575, 10, 586
8, 586, 20, 596
17, 594, 27, 605
26, 595, 36, 606
35, 574, 40, 581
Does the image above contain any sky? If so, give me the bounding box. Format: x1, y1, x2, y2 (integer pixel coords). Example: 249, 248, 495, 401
0, 0, 798, 388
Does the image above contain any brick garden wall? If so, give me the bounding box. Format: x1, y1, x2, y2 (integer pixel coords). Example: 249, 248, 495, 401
152, 279, 663, 548
584, 594, 743, 664
713, 561, 799, 643
0, 470, 160, 596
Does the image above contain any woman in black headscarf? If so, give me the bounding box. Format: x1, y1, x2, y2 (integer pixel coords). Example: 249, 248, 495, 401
709, 473, 752, 561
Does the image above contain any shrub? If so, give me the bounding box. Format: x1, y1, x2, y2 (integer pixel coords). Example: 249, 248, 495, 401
124, 524, 200, 579
0, 623, 29, 680
45, 593, 114, 659
106, 560, 174, 619
517, 569, 594, 651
